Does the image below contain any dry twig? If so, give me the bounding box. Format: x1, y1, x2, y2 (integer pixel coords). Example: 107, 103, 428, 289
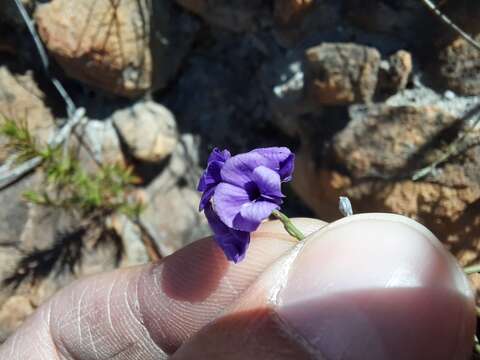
420, 0, 480, 52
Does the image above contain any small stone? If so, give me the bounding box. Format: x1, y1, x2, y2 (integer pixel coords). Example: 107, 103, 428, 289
377, 50, 413, 96
444, 90, 456, 100
305, 43, 381, 106
113, 101, 178, 163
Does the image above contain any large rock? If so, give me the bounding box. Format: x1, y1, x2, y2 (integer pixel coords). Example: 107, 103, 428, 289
75, 118, 125, 169
305, 43, 381, 106
35, 0, 196, 98
112, 101, 178, 163
438, 34, 480, 95
292, 103, 480, 276
0, 67, 55, 162
140, 134, 210, 255
332, 105, 457, 178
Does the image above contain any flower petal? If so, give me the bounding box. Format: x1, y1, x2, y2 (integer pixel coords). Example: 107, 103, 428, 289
251, 147, 294, 181
208, 148, 231, 163
232, 200, 279, 232
221, 152, 276, 187
251, 165, 284, 199
205, 204, 250, 262
199, 185, 215, 211
197, 160, 224, 192
214, 182, 250, 228
279, 153, 294, 181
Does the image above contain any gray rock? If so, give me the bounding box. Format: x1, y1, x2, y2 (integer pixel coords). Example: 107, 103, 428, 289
113, 101, 178, 163
141, 134, 210, 255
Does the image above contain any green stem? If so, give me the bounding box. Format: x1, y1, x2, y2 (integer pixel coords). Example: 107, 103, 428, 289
271, 210, 305, 241
464, 264, 480, 275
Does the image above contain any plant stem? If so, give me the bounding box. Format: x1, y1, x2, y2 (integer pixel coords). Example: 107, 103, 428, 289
271, 210, 305, 241
464, 264, 480, 275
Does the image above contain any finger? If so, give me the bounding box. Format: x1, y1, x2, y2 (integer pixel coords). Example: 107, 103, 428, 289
173, 213, 475, 360
0, 218, 326, 360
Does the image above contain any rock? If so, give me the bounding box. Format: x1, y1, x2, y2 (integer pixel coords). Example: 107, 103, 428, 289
332, 105, 457, 178
0, 296, 34, 341
438, 34, 480, 95
108, 214, 149, 267
175, 0, 269, 32
113, 101, 178, 163
292, 101, 480, 294
305, 43, 381, 106
35, 0, 196, 98
0, 67, 55, 162
377, 50, 412, 96
140, 134, 210, 255
75, 118, 125, 170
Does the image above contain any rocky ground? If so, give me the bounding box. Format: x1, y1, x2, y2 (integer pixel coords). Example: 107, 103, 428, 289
0, 0, 480, 345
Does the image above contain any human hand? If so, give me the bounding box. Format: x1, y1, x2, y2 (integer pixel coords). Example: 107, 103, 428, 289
0, 215, 474, 359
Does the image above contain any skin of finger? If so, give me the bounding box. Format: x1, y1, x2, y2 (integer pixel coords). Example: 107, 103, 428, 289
170, 240, 317, 360
172, 214, 475, 360
0, 218, 326, 360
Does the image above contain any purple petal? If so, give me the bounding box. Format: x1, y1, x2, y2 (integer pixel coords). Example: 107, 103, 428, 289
208, 148, 231, 163
233, 200, 279, 232
197, 160, 224, 192
251, 165, 284, 199
214, 182, 250, 229
279, 153, 294, 182
251, 147, 294, 182
199, 186, 215, 211
221, 152, 276, 187
204, 204, 250, 263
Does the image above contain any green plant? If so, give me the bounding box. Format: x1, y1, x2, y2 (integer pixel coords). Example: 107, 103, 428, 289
0, 117, 144, 220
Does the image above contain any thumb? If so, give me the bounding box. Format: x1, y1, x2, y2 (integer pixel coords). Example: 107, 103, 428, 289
172, 213, 475, 360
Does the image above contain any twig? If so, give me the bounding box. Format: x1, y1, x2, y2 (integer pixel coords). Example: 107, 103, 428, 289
412, 104, 480, 181
464, 264, 480, 275
420, 0, 480, 52
13, 0, 76, 117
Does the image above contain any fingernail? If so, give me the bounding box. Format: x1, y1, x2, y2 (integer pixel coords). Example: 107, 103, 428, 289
276, 214, 475, 360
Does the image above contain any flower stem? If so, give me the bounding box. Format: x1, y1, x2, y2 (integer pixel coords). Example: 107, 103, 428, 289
464, 264, 480, 275
271, 210, 305, 241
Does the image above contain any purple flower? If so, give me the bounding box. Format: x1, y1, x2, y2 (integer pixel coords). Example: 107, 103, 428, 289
198, 147, 294, 262
197, 148, 231, 211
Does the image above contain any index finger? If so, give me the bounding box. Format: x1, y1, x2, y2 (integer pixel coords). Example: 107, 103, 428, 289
0, 218, 326, 359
